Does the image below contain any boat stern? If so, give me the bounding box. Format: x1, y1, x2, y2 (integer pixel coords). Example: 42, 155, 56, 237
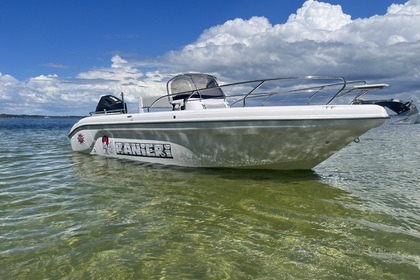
68, 117, 97, 153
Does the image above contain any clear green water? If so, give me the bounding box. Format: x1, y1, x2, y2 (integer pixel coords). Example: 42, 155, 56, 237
0, 118, 419, 279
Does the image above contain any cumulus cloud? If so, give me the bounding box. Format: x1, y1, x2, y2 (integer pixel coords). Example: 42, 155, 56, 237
0, 73, 19, 100
0, 56, 169, 115
388, 0, 420, 14
168, 0, 420, 75
167, 0, 420, 103
286, 0, 351, 32
1, 0, 419, 115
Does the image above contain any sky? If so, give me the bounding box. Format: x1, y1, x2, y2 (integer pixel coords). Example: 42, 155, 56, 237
0, 0, 419, 116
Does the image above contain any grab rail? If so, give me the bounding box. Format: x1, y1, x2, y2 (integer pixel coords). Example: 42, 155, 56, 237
143, 75, 385, 111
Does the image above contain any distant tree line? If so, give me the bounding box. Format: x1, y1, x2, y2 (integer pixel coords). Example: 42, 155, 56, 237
0, 113, 82, 118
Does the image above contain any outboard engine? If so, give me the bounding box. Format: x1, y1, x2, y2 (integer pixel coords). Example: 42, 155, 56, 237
95, 95, 127, 114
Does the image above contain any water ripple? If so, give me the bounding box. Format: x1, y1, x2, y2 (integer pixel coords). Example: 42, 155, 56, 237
1, 118, 419, 279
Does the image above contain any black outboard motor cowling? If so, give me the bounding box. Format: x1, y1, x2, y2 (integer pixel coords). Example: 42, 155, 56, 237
95, 95, 127, 113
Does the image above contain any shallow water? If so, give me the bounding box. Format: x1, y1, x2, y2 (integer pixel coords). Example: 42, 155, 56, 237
0, 117, 419, 279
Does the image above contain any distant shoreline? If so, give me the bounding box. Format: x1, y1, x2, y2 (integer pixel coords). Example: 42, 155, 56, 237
0, 113, 84, 119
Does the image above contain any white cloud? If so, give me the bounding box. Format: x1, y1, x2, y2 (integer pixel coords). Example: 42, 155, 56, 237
42, 63, 69, 69
186, 17, 272, 49
0, 73, 19, 100
286, 0, 351, 32
167, 0, 420, 103
0, 56, 169, 115
388, 0, 420, 15
1, 0, 419, 115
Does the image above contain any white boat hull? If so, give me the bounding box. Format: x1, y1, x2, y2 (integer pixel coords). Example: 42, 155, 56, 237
69, 105, 388, 170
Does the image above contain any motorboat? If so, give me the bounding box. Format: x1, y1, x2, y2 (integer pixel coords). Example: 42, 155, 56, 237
353, 98, 419, 125
394, 103, 420, 124
68, 73, 389, 170
352, 98, 416, 116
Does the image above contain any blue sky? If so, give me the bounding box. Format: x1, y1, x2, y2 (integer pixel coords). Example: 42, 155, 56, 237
1, 0, 419, 115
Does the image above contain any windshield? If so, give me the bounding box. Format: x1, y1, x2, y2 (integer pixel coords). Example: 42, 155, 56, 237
167, 74, 224, 99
